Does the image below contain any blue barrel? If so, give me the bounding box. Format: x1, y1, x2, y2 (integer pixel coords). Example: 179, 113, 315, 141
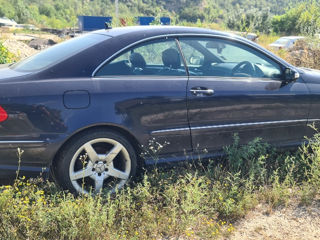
78, 16, 112, 31
138, 17, 155, 25
160, 17, 171, 25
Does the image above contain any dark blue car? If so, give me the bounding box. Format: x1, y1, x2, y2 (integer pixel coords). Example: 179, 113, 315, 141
0, 26, 319, 194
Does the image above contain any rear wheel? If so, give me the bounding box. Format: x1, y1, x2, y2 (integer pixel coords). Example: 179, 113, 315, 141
55, 129, 137, 194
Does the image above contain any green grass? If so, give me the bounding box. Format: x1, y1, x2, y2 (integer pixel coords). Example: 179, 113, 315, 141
1, 131, 320, 239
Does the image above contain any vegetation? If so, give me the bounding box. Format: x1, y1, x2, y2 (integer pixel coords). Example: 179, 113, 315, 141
1, 1, 320, 239
0, 130, 319, 239
272, 1, 320, 35
282, 38, 320, 69
0, 41, 15, 64
0, 0, 317, 35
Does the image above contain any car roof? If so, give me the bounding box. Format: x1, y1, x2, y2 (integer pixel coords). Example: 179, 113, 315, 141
90, 26, 291, 69
93, 25, 237, 39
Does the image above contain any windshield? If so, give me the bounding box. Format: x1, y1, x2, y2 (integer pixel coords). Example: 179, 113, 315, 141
11, 33, 108, 72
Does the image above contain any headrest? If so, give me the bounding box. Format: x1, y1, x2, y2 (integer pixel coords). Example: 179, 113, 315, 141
130, 52, 146, 68
162, 48, 181, 69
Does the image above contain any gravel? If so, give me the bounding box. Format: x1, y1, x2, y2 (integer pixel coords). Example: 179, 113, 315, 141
230, 200, 320, 240
2, 39, 38, 59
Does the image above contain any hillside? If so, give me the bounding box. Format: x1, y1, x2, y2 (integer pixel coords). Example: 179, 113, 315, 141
0, 0, 311, 29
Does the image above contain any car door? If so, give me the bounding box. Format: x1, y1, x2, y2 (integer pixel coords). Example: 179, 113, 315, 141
93, 37, 192, 162
178, 37, 310, 153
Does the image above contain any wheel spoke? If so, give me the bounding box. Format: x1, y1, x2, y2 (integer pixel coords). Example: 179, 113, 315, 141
70, 167, 93, 181
94, 176, 104, 192
84, 143, 99, 162
104, 143, 123, 164
107, 167, 129, 180
69, 136, 132, 195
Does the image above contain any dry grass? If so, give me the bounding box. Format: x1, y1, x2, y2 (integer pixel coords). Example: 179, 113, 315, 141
257, 35, 320, 70
257, 34, 280, 49
0, 134, 320, 239
284, 39, 320, 69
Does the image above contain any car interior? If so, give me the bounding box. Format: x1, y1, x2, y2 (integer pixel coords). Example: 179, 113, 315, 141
95, 38, 283, 79
180, 39, 283, 79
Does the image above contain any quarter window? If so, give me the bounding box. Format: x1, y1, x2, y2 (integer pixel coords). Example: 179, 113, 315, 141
95, 39, 186, 76
179, 38, 282, 79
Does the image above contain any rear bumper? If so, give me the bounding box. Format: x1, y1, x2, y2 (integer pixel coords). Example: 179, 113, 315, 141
0, 140, 58, 179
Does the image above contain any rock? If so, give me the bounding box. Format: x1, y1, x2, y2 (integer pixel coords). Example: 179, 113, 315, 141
28, 38, 57, 50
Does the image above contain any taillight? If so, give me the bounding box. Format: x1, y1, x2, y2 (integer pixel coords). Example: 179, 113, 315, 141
0, 106, 8, 122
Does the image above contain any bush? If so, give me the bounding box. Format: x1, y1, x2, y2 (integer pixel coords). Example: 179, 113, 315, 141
271, 2, 320, 35
283, 38, 320, 70
0, 133, 320, 239
0, 41, 15, 64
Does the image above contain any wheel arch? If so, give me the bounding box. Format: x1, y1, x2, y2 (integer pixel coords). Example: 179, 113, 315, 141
51, 124, 144, 170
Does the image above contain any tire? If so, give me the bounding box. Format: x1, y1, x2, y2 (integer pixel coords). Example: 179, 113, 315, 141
54, 129, 137, 194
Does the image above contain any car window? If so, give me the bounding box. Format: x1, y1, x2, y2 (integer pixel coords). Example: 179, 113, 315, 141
95, 39, 186, 76
11, 33, 108, 72
179, 38, 282, 79
179, 41, 204, 67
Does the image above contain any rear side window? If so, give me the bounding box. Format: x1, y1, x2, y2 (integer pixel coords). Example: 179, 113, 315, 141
95, 38, 186, 76
11, 33, 108, 72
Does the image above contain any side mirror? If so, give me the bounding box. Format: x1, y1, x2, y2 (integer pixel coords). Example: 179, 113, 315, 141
284, 68, 299, 83
206, 42, 225, 54
189, 56, 202, 65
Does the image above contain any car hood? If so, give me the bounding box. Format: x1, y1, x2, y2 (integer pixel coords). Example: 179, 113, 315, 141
0, 65, 31, 82
299, 67, 320, 84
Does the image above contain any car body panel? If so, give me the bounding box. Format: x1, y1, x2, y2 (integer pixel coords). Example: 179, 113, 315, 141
92, 76, 192, 158
187, 76, 310, 151
0, 26, 318, 180
300, 68, 320, 135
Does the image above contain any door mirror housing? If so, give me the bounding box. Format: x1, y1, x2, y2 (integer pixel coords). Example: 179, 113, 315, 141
284, 68, 300, 83
206, 41, 225, 53
189, 56, 203, 65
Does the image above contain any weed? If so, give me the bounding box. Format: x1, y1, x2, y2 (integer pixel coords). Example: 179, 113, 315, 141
0, 132, 320, 239
0, 41, 16, 64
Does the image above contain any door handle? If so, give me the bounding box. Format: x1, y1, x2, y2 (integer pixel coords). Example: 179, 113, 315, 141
190, 87, 214, 96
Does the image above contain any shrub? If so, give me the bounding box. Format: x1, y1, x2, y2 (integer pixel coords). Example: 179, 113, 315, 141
0, 41, 15, 64
0, 133, 320, 239
283, 38, 320, 70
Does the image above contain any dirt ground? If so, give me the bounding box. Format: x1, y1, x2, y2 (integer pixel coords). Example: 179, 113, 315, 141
230, 200, 320, 240
0, 32, 62, 42
0, 32, 64, 59
2, 38, 38, 59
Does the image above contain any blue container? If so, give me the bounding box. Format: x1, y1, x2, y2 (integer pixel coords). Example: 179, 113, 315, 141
160, 17, 171, 25
78, 16, 112, 31
138, 17, 155, 25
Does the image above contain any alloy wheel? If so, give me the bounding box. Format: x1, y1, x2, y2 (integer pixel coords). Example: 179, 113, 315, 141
69, 138, 131, 194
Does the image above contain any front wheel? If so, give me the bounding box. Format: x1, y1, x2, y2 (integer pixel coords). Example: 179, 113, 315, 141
54, 129, 137, 194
